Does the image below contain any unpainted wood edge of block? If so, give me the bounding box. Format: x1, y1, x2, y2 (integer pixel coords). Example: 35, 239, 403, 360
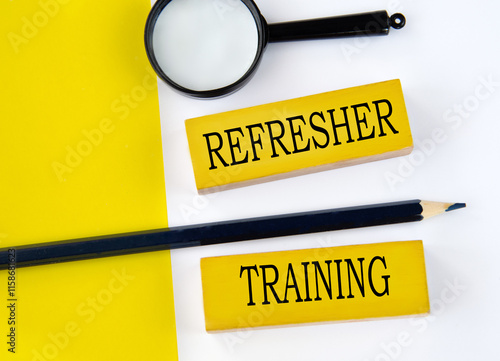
197, 145, 414, 194
204, 309, 430, 333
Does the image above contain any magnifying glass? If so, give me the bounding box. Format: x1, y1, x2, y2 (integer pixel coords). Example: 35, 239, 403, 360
144, 0, 406, 98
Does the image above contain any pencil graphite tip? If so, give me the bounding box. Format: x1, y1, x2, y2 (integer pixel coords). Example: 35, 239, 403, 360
446, 202, 466, 212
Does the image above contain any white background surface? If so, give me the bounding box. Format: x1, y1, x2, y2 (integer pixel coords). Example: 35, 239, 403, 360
155, 0, 500, 360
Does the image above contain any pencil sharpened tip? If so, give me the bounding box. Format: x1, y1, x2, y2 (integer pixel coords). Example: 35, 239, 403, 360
446, 203, 466, 212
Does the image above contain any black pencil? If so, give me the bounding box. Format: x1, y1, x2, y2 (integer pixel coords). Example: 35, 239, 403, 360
0, 199, 465, 269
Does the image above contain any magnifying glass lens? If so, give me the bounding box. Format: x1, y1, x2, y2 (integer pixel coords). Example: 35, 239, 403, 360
151, 0, 259, 93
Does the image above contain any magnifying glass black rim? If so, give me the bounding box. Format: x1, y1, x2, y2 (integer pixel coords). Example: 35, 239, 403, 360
144, 0, 268, 98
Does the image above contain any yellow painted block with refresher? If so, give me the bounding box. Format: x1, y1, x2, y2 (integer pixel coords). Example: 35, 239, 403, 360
201, 240, 429, 332
186, 79, 413, 193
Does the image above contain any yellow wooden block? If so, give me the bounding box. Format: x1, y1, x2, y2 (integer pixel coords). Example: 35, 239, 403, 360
201, 241, 429, 332
186, 79, 413, 193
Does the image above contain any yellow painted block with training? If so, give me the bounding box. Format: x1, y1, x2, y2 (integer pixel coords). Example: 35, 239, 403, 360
201, 240, 429, 332
186, 79, 413, 193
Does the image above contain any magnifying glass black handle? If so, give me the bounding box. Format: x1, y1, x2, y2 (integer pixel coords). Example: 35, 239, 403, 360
268, 10, 405, 43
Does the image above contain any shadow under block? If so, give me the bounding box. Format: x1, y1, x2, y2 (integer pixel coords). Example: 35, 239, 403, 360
201, 241, 429, 332
186, 79, 413, 193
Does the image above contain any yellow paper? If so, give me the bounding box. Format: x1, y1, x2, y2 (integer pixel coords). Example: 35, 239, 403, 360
201, 241, 429, 331
0, 0, 177, 359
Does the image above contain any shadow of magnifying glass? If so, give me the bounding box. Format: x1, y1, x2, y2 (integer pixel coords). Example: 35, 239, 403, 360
144, 0, 405, 99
